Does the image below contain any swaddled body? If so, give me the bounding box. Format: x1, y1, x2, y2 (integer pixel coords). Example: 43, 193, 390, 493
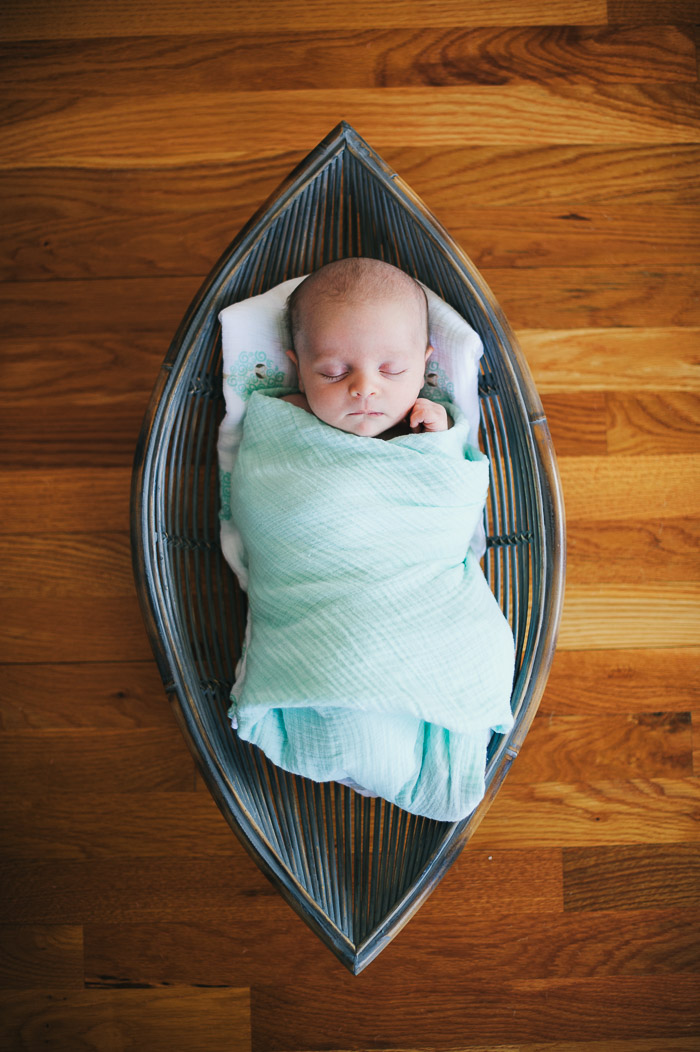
229, 388, 515, 821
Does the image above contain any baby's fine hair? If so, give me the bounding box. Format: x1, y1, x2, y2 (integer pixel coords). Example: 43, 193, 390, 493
286, 257, 430, 351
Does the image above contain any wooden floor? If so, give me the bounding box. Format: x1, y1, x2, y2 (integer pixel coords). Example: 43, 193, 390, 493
1, 2, 699, 1050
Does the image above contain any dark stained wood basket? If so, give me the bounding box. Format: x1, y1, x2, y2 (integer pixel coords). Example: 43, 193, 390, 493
131, 122, 566, 973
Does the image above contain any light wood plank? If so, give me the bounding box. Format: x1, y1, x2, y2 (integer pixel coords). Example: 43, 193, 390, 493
0, 2, 612, 40
559, 453, 700, 521
519, 327, 700, 392
472, 777, 700, 848
1, 85, 698, 171
0, 26, 694, 96
563, 843, 700, 911
540, 648, 700, 715
0, 988, 251, 1052
558, 582, 700, 650
509, 713, 693, 784
606, 392, 700, 455
0, 927, 83, 989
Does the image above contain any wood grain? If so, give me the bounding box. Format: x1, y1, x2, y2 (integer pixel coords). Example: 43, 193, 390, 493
0, 26, 695, 95
1, 4, 698, 1049
2, 85, 698, 171
0, 988, 251, 1052
0, 2, 612, 40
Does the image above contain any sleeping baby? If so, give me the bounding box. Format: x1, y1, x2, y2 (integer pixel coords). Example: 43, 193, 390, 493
224, 258, 515, 822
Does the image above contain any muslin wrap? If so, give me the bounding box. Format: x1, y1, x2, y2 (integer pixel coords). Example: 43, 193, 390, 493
227, 389, 514, 821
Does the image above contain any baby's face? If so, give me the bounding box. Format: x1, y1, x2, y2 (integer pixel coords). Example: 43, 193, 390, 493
288, 293, 431, 437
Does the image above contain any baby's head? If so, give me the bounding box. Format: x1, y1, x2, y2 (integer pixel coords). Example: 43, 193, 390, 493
286, 258, 432, 437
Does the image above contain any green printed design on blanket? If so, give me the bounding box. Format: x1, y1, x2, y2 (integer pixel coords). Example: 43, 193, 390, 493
228, 390, 515, 822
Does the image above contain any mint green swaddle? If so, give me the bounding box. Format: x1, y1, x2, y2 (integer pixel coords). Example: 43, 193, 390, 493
228, 389, 515, 822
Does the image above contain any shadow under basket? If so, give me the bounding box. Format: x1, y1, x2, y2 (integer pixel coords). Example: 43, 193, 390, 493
131, 122, 566, 974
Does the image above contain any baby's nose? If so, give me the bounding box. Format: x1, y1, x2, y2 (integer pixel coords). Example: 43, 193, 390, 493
349, 371, 377, 397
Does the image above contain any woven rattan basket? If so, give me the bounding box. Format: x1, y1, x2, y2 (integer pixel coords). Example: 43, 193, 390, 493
131, 122, 565, 973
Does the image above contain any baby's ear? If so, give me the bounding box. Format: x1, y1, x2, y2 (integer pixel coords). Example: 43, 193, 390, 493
285, 349, 299, 369
424, 343, 434, 362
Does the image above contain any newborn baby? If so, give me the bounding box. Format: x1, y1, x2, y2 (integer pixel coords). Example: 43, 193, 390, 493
227, 258, 515, 822
282, 257, 447, 438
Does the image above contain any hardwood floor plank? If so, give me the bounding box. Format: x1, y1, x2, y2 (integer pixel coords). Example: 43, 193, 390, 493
0, 26, 694, 96
0, 2, 613, 40
0, 729, 194, 793
384, 144, 700, 205
564, 518, 700, 585
540, 392, 607, 456
0, 988, 251, 1052
0, 404, 151, 468
0, 662, 169, 730
509, 713, 693, 784
0, 792, 239, 860
563, 843, 700, 911
559, 453, 700, 521
519, 327, 700, 392
2, 268, 699, 338
1, 85, 698, 171
0, 597, 153, 663
540, 648, 700, 714
471, 777, 700, 848
608, 0, 700, 22
6, 202, 700, 280
249, 976, 700, 1050
83, 909, 700, 989
0, 927, 83, 989
1, 336, 164, 403
558, 582, 700, 650
0, 468, 131, 533
606, 392, 700, 455
0, 849, 561, 921
1, 534, 133, 597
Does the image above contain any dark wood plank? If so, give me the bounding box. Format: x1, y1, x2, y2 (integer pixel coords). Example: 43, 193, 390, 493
540, 648, 700, 714
0, 849, 562, 922
0, 729, 194, 793
0, 662, 169, 730
608, 0, 700, 22
0, 26, 694, 96
0, 927, 83, 989
0, 468, 131, 533
249, 975, 700, 1050
84, 908, 700, 989
565, 518, 700, 584
541, 392, 607, 456
564, 844, 700, 911
1, 85, 698, 171
2, 268, 699, 339
0, 404, 154, 468
5, 202, 700, 280
0, 989, 251, 1052
1, 535, 133, 597
0, 597, 153, 662
510, 713, 693, 783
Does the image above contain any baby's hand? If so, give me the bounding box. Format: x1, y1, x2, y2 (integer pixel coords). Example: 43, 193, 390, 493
409, 397, 451, 433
